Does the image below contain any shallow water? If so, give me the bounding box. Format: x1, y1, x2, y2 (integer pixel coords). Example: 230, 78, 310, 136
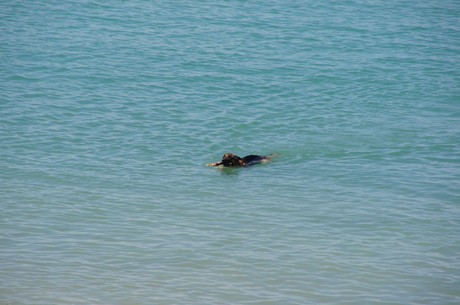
1, 0, 460, 304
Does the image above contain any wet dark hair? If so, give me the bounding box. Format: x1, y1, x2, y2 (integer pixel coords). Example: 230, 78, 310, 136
221, 153, 242, 167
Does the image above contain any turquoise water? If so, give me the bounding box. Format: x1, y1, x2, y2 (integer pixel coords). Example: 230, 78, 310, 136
1, 0, 460, 304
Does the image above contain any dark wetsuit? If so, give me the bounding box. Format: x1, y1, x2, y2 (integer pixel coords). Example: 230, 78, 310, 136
242, 155, 267, 167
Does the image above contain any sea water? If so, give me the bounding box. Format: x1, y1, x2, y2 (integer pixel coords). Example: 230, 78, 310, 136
1, 0, 459, 304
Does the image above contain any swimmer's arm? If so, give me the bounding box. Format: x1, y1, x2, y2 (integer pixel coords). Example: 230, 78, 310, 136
208, 161, 223, 167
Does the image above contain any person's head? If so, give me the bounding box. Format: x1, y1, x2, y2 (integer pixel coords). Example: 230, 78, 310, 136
221, 153, 242, 167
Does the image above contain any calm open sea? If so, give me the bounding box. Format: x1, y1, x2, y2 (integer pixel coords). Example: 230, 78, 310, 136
1, 0, 460, 304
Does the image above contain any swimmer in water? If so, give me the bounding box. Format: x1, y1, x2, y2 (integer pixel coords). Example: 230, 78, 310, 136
208, 153, 274, 167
